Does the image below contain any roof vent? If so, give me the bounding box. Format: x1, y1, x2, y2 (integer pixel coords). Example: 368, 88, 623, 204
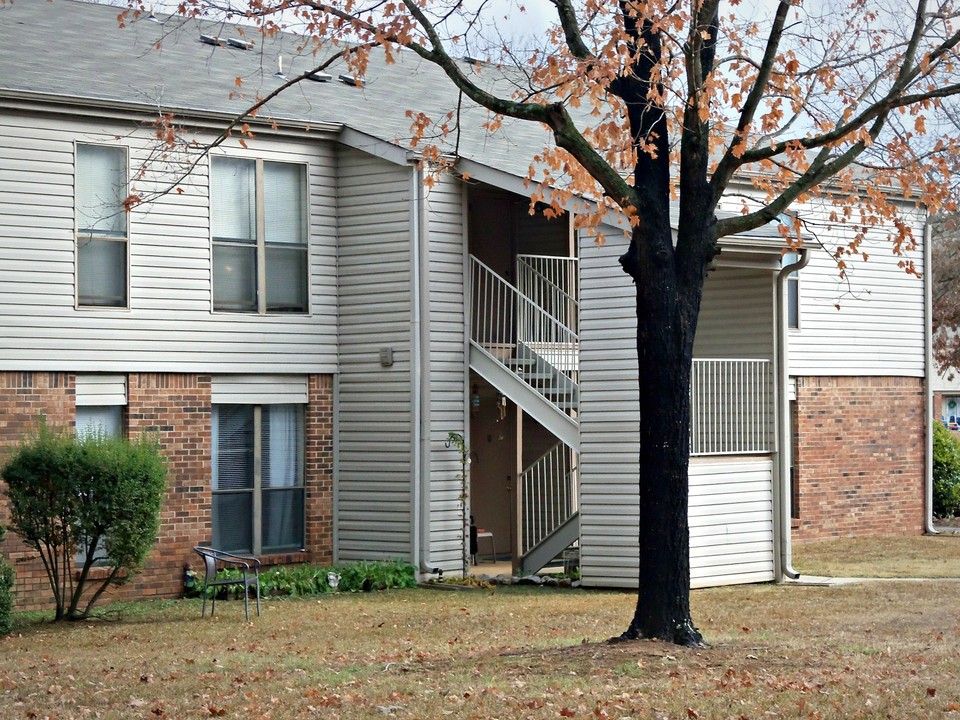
146, 11, 164, 24
463, 56, 483, 65
274, 55, 287, 80
338, 74, 363, 87
307, 71, 332, 82
200, 34, 223, 47
227, 37, 254, 50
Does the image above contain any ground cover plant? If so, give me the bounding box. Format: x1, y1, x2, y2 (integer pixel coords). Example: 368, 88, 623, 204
3, 543, 960, 720
189, 560, 419, 600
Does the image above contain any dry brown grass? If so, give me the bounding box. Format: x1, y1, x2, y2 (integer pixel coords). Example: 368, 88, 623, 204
3, 581, 960, 719
793, 533, 960, 578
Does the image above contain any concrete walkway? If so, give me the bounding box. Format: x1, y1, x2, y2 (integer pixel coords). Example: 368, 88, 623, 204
785, 574, 960, 586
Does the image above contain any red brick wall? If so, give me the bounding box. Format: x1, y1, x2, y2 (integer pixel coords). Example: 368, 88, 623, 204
125, 373, 214, 602
0, 372, 334, 611
305, 375, 334, 565
792, 376, 925, 541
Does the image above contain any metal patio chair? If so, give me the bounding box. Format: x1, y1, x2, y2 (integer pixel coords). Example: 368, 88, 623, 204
193, 546, 261, 621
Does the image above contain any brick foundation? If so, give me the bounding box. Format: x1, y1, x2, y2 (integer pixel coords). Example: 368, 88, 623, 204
0, 372, 334, 611
792, 376, 925, 541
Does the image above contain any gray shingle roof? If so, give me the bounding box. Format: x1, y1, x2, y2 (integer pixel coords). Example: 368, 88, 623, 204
0, 0, 791, 243
0, 0, 553, 183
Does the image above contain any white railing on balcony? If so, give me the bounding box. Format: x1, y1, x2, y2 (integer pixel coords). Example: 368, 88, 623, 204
516, 255, 579, 335
690, 358, 773, 456
521, 442, 578, 555
470, 256, 579, 403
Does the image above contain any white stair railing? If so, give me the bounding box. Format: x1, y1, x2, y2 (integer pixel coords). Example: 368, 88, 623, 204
690, 358, 773, 455
521, 442, 578, 555
470, 256, 579, 407
516, 255, 579, 334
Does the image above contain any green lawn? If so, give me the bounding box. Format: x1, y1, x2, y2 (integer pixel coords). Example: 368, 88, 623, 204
3, 571, 960, 719
792, 533, 960, 577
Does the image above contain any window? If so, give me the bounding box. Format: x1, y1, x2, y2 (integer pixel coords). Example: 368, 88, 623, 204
76, 143, 128, 308
76, 405, 124, 567
782, 252, 800, 330
76, 405, 123, 439
211, 404, 305, 554
210, 157, 308, 313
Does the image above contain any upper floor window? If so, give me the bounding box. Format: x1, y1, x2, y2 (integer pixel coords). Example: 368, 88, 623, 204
210, 157, 308, 314
75, 144, 129, 308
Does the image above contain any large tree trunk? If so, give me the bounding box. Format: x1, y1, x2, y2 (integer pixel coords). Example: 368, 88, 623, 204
618, 218, 710, 647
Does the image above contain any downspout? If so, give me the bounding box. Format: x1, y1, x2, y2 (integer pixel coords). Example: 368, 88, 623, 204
924, 218, 939, 535
775, 248, 809, 580
410, 163, 442, 576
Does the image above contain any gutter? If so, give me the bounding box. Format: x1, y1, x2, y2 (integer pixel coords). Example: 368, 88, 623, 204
410, 164, 442, 576
775, 248, 809, 580
924, 218, 939, 535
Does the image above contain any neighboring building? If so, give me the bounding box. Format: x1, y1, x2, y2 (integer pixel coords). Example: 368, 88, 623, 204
0, 0, 932, 609
932, 329, 960, 432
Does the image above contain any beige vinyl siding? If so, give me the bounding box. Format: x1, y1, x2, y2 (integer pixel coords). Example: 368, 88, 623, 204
0, 111, 337, 373
578, 227, 776, 588
425, 175, 468, 570
334, 148, 414, 562
694, 268, 775, 359
787, 217, 926, 375
578, 225, 641, 588
716, 192, 927, 377
688, 458, 775, 587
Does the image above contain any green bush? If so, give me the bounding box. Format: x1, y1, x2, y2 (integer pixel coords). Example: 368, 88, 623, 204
933, 421, 960, 517
1, 422, 167, 620
0, 525, 13, 635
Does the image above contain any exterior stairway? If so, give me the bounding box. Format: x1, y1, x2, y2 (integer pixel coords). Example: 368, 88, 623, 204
468, 255, 580, 573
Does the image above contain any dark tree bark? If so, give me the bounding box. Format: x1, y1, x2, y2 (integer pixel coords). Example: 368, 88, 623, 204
608, 2, 718, 646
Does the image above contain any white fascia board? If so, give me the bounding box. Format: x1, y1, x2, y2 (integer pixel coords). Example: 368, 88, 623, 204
0, 90, 343, 138
338, 127, 414, 167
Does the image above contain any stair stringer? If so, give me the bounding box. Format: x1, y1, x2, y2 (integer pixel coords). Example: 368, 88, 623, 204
469, 342, 579, 452
519, 511, 580, 576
